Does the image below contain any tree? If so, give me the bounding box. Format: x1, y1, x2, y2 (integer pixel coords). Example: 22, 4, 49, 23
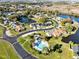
23, 9, 30, 16
39, 17, 45, 23
42, 47, 49, 55
65, 23, 73, 33
53, 44, 62, 52
0, 7, 4, 11
35, 17, 47, 23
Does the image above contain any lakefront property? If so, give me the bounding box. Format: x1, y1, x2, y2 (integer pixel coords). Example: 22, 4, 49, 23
0, 0, 79, 59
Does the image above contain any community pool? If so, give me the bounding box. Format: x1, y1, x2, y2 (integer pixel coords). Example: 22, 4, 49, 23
34, 40, 48, 51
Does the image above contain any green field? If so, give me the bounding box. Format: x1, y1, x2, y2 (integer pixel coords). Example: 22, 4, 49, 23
0, 39, 22, 59
0, 26, 4, 37
18, 36, 74, 59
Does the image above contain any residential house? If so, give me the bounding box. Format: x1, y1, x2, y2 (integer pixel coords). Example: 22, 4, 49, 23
2, 17, 9, 25
52, 28, 67, 37
17, 4, 26, 11
2, 11, 15, 16
30, 21, 52, 30
15, 25, 21, 32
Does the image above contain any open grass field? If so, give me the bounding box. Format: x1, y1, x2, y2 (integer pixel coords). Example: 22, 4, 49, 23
0, 26, 4, 37
18, 36, 74, 59
0, 39, 22, 59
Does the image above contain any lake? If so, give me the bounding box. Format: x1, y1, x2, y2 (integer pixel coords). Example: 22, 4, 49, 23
17, 16, 36, 23
59, 14, 79, 22
59, 14, 79, 44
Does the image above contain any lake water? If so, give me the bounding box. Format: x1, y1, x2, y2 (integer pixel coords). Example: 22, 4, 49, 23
17, 16, 36, 23
59, 14, 79, 22
59, 14, 79, 44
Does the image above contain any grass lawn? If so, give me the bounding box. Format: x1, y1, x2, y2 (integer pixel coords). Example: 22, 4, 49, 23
7, 24, 32, 36
0, 26, 4, 37
10, 29, 19, 36
0, 39, 22, 59
18, 35, 74, 59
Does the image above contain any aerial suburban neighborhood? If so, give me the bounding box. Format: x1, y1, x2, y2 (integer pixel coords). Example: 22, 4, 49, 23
0, 0, 79, 59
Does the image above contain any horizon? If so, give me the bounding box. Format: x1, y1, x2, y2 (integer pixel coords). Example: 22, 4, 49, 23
0, 0, 79, 3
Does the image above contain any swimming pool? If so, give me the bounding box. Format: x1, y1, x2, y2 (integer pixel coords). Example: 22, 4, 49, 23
38, 42, 45, 49
34, 40, 48, 51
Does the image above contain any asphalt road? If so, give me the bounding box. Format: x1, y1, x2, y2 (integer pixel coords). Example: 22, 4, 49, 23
3, 27, 53, 59
17, 27, 53, 37
3, 28, 37, 59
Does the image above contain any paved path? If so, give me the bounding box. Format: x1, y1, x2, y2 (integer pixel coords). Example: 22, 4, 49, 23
17, 27, 53, 37
3, 28, 37, 59
2, 24, 53, 59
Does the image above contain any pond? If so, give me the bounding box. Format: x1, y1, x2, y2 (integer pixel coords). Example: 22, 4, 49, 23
17, 16, 36, 23
59, 14, 79, 44
62, 29, 79, 44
